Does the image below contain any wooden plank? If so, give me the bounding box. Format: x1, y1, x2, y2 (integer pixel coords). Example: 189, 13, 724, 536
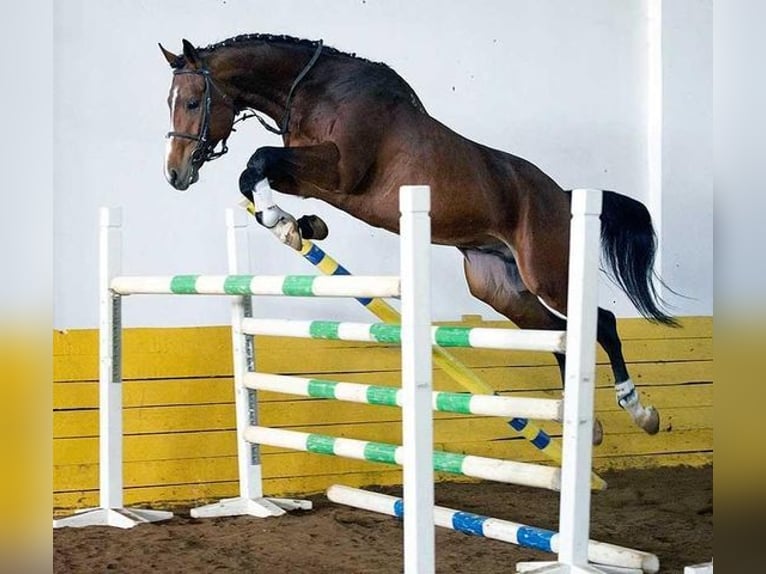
53, 395, 712, 469
53, 383, 712, 443
252, 337, 711, 375
55, 456, 239, 490
51, 360, 712, 412
459, 316, 712, 340
54, 404, 235, 438
592, 383, 713, 411
609, 315, 711, 338
593, 453, 713, 472
55, 451, 404, 490
439, 428, 713, 460
595, 428, 713, 458
53, 377, 234, 409
54, 431, 237, 466
54, 326, 233, 381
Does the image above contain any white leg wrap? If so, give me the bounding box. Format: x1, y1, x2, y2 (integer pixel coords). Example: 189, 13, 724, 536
615, 378, 657, 431
253, 179, 281, 228
251, 179, 302, 250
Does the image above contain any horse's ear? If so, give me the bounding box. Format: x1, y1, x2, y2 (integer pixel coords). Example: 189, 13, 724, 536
159, 43, 181, 68
182, 39, 200, 67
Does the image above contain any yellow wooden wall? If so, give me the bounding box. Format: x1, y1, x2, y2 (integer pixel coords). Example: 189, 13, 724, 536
53, 316, 712, 514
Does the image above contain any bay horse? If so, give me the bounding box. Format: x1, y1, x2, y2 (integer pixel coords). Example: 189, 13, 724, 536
160, 34, 676, 442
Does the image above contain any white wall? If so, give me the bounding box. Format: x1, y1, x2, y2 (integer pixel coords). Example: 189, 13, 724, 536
53, 0, 712, 328
651, 0, 714, 315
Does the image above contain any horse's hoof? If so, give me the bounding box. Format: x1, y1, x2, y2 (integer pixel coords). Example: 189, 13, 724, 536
637, 406, 660, 435
592, 418, 604, 446
297, 215, 329, 241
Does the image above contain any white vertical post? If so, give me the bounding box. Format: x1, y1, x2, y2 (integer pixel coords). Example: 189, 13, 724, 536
400, 185, 434, 574
99, 207, 123, 510
55, 208, 171, 528
226, 208, 262, 501
191, 208, 310, 518
558, 189, 603, 571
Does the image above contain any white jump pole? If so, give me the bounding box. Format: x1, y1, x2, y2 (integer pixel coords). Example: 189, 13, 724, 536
191, 209, 311, 518
399, 185, 434, 574
53, 208, 172, 528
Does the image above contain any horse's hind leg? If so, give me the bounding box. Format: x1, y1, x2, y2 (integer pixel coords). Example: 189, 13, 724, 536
597, 308, 660, 434
548, 309, 661, 439
461, 246, 605, 444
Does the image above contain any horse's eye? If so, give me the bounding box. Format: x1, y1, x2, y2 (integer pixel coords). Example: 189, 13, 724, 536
186, 99, 200, 110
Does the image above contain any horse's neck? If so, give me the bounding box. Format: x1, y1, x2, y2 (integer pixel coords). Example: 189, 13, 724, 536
211, 44, 316, 120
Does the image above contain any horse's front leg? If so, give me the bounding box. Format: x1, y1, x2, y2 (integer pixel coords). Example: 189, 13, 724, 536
238, 143, 341, 250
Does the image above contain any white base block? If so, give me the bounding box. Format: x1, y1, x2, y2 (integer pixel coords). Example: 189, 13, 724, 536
684, 562, 713, 574
190, 496, 312, 519
53, 507, 173, 529
517, 562, 641, 574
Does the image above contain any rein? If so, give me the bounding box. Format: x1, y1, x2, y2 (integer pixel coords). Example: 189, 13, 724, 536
166, 39, 324, 165
243, 39, 324, 136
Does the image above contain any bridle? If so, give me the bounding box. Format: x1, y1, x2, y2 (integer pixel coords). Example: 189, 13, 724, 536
166, 67, 235, 167
166, 40, 324, 167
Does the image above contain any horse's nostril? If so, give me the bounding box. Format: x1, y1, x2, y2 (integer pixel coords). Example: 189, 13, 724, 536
169, 168, 178, 186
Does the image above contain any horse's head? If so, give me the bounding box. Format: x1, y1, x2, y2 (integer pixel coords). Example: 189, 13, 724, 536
160, 40, 235, 191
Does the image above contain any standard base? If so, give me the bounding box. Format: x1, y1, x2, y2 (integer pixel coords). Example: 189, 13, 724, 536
684, 562, 713, 574
53, 507, 173, 529
191, 496, 312, 519
517, 562, 642, 574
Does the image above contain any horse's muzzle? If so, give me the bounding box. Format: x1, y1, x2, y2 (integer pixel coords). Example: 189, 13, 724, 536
166, 165, 199, 191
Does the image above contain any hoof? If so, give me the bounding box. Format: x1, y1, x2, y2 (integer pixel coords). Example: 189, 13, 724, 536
297, 215, 329, 241
592, 418, 604, 446
637, 406, 660, 435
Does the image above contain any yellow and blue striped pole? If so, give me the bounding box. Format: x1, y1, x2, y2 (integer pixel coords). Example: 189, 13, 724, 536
242, 201, 606, 490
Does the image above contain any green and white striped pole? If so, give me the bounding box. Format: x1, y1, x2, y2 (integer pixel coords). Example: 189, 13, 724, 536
110, 274, 400, 299
246, 426, 561, 491
245, 373, 563, 421
241, 318, 566, 353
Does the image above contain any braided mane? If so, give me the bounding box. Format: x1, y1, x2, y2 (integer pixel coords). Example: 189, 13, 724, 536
199, 33, 382, 67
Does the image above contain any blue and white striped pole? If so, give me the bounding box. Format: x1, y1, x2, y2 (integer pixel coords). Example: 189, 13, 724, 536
327, 485, 659, 574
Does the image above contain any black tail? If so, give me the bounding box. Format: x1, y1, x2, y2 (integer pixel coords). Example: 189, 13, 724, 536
597, 191, 678, 326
